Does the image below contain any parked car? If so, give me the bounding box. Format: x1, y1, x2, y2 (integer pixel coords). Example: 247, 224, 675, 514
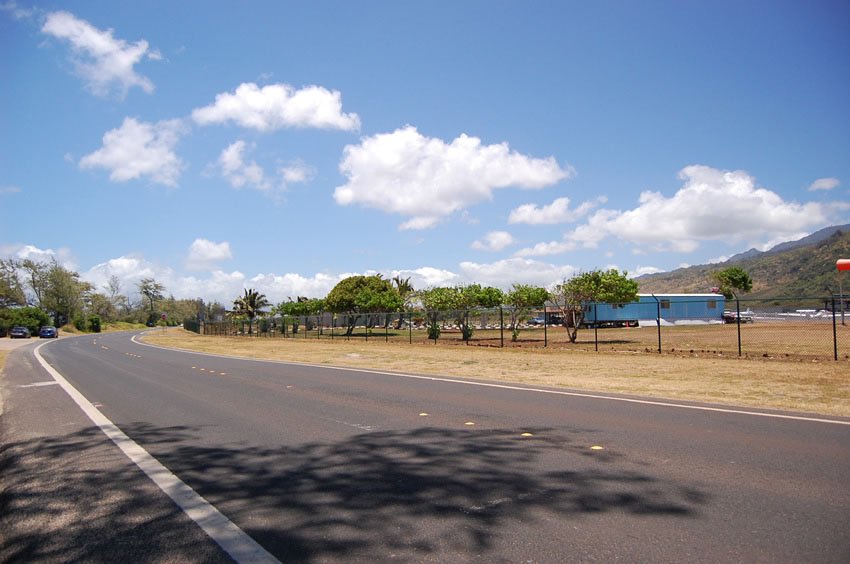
723, 311, 754, 323
39, 326, 59, 338
9, 326, 31, 338
527, 316, 547, 325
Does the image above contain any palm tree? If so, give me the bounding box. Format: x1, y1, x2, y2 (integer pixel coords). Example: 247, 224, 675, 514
391, 276, 415, 329
232, 288, 270, 334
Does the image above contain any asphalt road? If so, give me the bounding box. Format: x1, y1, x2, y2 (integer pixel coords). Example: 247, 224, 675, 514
2, 331, 849, 562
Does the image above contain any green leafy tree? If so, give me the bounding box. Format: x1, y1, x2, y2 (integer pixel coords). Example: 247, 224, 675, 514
417, 286, 460, 340
88, 292, 118, 323
275, 297, 325, 333
713, 267, 753, 299
232, 288, 270, 334
551, 269, 639, 343
138, 278, 165, 315
419, 284, 504, 341
19, 259, 50, 306
505, 283, 550, 341
204, 300, 227, 322
42, 263, 93, 326
106, 275, 130, 316
0, 306, 52, 336
325, 275, 403, 336
0, 258, 26, 308
391, 276, 415, 328
161, 297, 206, 326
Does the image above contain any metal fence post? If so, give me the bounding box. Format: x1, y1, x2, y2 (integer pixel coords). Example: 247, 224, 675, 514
499, 306, 504, 348
736, 298, 742, 357
833, 296, 839, 361
593, 302, 599, 352
652, 294, 661, 353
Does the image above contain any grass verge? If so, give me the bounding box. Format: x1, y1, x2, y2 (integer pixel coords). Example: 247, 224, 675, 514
143, 329, 850, 418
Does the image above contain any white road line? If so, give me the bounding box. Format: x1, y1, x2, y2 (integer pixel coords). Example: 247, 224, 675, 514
18, 381, 59, 388
33, 342, 279, 564
133, 334, 850, 427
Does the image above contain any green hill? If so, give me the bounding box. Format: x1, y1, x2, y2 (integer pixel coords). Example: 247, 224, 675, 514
637, 226, 850, 299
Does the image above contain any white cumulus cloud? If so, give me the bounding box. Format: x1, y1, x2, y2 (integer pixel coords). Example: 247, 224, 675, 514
508, 196, 606, 225
334, 126, 573, 230
217, 141, 269, 190
471, 231, 516, 252
459, 258, 578, 290
808, 177, 840, 191
0, 243, 75, 270
280, 161, 314, 185
559, 165, 832, 254
514, 240, 577, 257
186, 239, 232, 272
41, 11, 159, 97
214, 142, 315, 193
80, 118, 185, 186
192, 82, 360, 132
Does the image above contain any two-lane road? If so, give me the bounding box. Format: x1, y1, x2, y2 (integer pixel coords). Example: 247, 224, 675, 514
2, 331, 849, 562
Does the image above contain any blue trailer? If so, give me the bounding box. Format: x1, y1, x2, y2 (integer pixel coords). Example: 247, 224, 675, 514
582, 294, 725, 327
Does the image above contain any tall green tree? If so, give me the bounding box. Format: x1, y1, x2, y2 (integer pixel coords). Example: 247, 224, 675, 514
418, 284, 504, 341
391, 276, 415, 306
713, 267, 753, 299
138, 278, 165, 314
232, 288, 270, 333
42, 263, 93, 326
505, 283, 550, 341
325, 275, 403, 335
391, 276, 415, 328
88, 292, 118, 323
551, 269, 638, 343
19, 259, 50, 306
0, 258, 26, 307
106, 275, 129, 316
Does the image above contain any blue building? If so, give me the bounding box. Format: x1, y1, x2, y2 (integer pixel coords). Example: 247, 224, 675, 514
582, 294, 725, 327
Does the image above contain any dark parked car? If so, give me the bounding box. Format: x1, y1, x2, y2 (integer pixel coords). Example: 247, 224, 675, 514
9, 326, 31, 338
39, 326, 59, 338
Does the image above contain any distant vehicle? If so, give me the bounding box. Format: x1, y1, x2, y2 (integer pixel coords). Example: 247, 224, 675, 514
39, 326, 59, 338
9, 326, 31, 338
527, 316, 547, 325
723, 311, 754, 323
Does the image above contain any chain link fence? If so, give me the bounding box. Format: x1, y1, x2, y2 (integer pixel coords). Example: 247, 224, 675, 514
194, 296, 850, 361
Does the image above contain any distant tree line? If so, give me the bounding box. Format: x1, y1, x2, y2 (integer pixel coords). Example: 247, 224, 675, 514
1, 255, 752, 343
0, 258, 222, 335
225, 268, 671, 344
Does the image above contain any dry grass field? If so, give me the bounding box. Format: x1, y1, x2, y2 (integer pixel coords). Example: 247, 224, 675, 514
143, 327, 850, 418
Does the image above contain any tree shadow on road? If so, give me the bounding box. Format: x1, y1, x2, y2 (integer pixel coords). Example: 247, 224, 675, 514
1, 423, 709, 562
0, 423, 231, 563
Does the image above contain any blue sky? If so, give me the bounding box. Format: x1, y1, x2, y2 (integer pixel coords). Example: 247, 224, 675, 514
2, 1, 848, 304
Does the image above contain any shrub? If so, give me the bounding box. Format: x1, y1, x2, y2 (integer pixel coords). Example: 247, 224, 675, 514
0, 306, 51, 335
426, 316, 441, 340
88, 315, 102, 333
73, 315, 87, 331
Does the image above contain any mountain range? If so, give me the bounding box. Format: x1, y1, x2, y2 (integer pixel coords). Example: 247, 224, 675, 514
636, 224, 850, 299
